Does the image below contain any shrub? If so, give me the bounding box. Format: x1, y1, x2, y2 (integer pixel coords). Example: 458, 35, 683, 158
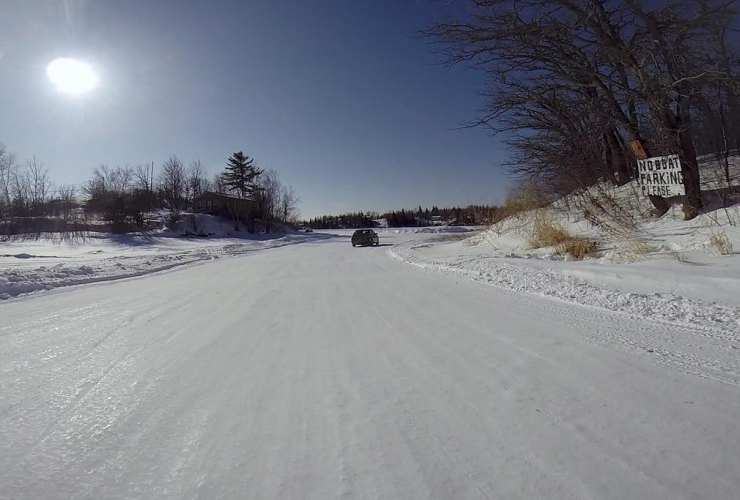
708, 230, 733, 255
668, 247, 687, 263
429, 231, 478, 243
490, 180, 553, 229
572, 182, 649, 238
610, 238, 652, 263
556, 239, 598, 260
165, 210, 182, 230
528, 213, 572, 248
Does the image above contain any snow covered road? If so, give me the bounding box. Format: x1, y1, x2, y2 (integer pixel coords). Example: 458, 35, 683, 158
1, 233, 739, 499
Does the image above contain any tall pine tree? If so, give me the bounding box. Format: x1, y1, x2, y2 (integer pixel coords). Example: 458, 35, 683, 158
221, 152, 262, 199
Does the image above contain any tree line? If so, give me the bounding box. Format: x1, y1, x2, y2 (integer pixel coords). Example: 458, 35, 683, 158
304, 204, 498, 229
0, 143, 79, 220
423, 0, 740, 219
0, 141, 298, 233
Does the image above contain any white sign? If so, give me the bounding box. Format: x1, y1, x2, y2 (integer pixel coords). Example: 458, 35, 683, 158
637, 154, 686, 197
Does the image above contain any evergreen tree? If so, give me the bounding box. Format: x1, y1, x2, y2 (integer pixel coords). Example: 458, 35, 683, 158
221, 151, 262, 199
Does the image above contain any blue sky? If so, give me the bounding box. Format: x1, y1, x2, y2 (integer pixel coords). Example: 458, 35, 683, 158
0, 0, 509, 218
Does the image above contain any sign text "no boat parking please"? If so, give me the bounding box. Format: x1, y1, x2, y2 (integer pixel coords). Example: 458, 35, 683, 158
637, 154, 686, 197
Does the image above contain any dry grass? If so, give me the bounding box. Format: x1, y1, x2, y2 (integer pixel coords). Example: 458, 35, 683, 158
471, 181, 552, 242
527, 214, 572, 249
610, 238, 652, 263
702, 205, 739, 228
555, 239, 599, 260
428, 231, 480, 243
570, 182, 650, 239
526, 212, 599, 260
462, 234, 483, 246
669, 247, 687, 263
488, 217, 515, 237
491, 180, 552, 230
708, 229, 733, 255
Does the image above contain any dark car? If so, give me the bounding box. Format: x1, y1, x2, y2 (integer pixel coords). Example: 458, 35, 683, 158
351, 229, 379, 247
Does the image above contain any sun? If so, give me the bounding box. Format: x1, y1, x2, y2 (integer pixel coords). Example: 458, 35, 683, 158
47, 58, 98, 94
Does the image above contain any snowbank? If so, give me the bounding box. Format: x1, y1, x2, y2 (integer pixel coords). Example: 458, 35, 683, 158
316, 226, 478, 237
389, 226, 476, 234
467, 157, 739, 261
0, 228, 329, 300
389, 239, 740, 337
466, 200, 740, 262
408, 158, 740, 316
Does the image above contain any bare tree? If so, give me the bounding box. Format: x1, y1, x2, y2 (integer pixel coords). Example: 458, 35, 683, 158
186, 160, 210, 202
257, 168, 282, 225
24, 156, 51, 210
55, 184, 78, 219
83, 166, 109, 200
0, 143, 16, 216
211, 172, 227, 194
10, 165, 29, 215
134, 163, 155, 193
159, 155, 186, 209
280, 185, 299, 223
112, 166, 134, 193
423, 0, 740, 219
252, 169, 300, 227
84, 165, 133, 198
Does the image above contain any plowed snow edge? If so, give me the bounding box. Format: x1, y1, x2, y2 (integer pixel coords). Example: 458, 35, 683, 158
389, 242, 740, 339
0, 236, 322, 300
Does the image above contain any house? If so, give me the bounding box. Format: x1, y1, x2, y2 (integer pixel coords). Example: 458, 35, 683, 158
372, 218, 388, 228
193, 191, 254, 218
430, 215, 446, 226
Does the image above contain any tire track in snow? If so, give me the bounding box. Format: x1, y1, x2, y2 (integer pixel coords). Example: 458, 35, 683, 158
389, 243, 740, 387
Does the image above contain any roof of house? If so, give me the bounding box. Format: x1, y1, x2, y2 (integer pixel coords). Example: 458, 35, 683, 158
195, 191, 251, 201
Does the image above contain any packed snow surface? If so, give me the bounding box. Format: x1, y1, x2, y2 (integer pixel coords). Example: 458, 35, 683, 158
0, 229, 329, 300
1, 231, 739, 499
390, 239, 740, 333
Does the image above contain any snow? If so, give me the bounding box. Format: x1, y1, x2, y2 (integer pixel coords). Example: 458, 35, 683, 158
387, 226, 476, 233
467, 157, 740, 266
383, 166, 740, 368
316, 226, 478, 235
0, 215, 330, 300
390, 240, 740, 339
1, 230, 739, 499
404, 158, 740, 315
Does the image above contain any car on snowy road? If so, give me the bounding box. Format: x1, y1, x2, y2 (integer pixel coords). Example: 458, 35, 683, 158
351, 229, 379, 247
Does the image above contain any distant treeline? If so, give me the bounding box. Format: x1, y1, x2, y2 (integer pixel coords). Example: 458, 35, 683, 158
304, 205, 498, 229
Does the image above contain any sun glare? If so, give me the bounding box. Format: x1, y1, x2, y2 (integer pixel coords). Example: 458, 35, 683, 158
47, 58, 98, 94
